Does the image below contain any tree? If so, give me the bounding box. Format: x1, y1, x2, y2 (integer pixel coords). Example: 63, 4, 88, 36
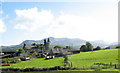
105, 46, 110, 49
80, 45, 87, 52
32, 43, 36, 46
23, 43, 26, 49
80, 42, 93, 52
65, 46, 74, 50
40, 44, 44, 53
18, 48, 25, 54
63, 55, 70, 67
47, 38, 50, 43
65, 46, 72, 50
44, 38, 50, 51
36, 44, 40, 48
116, 46, 120, 48
86, 42, 93, 51
54, 45, 64, 48
93, 46, 101, 51
44, 39, 47, 45
46, 38, 50, 50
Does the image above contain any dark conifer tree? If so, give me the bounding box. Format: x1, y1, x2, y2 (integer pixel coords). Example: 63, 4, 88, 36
23, 43, 26, 49
47, 38, 50, 43
44, 39, 46, 44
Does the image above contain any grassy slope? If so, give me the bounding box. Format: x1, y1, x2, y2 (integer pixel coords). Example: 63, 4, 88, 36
2, 49, 118, 69
68, 49, 118, 68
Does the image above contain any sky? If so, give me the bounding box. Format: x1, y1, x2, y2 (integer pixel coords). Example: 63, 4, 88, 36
0, 0, 119, 46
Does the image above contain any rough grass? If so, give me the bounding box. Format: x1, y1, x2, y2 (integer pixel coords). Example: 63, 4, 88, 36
2, 49, 118, 69
68, 49, 118, 68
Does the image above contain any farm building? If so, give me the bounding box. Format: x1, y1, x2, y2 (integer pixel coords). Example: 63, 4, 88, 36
46, 48, 80, 59
23, 43, 49, 58
0, 51, 19, 58
23, 44, 38, 52
20, 53, 28, 56
49, 48, 72, 57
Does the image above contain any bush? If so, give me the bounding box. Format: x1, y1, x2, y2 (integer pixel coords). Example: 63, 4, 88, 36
2, 57, 21, 64
94, 67, 102, 71
93, 46, 101, 51
20, 56, 26, 61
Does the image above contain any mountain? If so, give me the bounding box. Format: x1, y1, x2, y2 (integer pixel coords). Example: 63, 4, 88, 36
1, 37, 117, 52
89, 40, 110, 48
20, 37, 86, 49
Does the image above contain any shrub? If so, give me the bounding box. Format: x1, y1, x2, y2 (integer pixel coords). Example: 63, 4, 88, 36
2, 57, 21, 64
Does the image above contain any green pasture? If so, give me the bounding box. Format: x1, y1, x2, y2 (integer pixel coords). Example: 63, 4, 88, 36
2, 49, 119, 69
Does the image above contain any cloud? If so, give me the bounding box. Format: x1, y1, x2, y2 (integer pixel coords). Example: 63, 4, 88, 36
0, 19, 6, 33
45, 5, 118, 42
13, 7, 54, 31
0, 10, 6, 33
12, 6, 117, 42
0, 10, 3, 15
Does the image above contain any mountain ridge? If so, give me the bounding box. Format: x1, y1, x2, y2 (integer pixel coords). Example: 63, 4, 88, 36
1, 37, 117, 52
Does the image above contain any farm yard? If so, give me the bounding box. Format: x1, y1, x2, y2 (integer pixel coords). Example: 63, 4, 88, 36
2, 49, 119, 72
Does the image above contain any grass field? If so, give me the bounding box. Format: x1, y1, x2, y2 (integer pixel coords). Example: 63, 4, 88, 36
2, 49, 118, 69
68, 49, 118, 68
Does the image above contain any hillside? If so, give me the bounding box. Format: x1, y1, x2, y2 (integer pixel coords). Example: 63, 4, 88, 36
1, 37, 116, 52
3, 49, 118, 69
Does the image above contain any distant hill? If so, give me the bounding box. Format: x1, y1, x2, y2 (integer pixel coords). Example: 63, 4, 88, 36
1, 37, 117, 52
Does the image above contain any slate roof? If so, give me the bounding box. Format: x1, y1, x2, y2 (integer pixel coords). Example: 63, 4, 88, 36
24, 45, 37, 50
51, 48, 72, 55
24, 45, 31, 49
20, 54, 28, 56
52, 48, 63, 53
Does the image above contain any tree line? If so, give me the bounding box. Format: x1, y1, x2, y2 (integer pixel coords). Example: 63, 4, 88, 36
80, 42, 101, 52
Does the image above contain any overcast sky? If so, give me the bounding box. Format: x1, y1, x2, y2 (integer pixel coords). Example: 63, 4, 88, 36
0, 0, 119, 46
